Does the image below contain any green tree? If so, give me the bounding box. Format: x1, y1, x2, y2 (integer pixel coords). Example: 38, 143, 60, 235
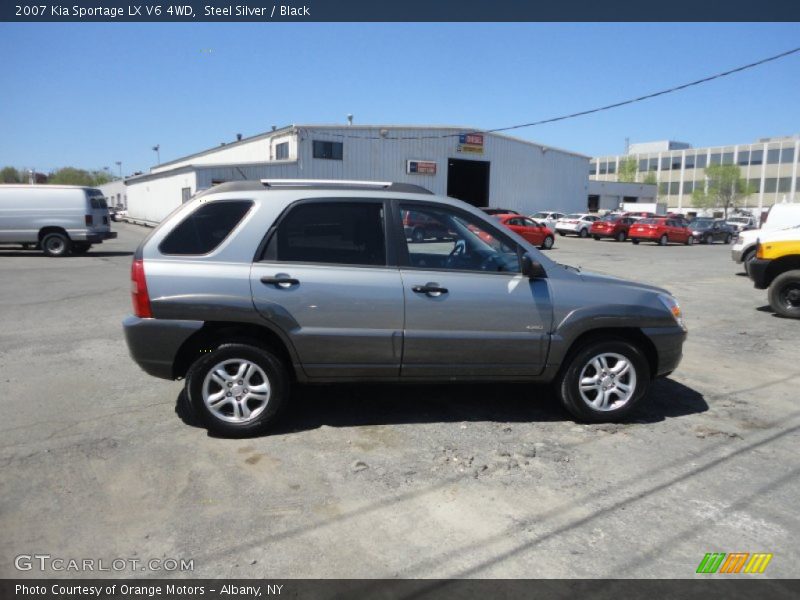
642, 172, 657, 185
617, 157, 638, 183
1, 166, 22, 183
47, 167, 113, 186
691, 164, 755, 218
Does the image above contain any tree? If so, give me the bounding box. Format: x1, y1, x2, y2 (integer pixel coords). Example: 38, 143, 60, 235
617, 157, 638, 183
642, 172, 657, 185
47, 167, 113, 186
691, 164, 755, 218
1, 166, 22, 183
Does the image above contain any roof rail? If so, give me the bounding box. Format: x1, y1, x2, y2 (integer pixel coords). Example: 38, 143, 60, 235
260, 179, 433, 194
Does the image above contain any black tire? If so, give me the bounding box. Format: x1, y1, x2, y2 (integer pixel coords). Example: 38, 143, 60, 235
41, 232, 71, 257
71, 243, 92, 254
555, 338, 651, 423
186, 343, 290, 437
741, 247, 757, 266
616, 231, 626, 242
579, 228, 589, 238
724, 233, 732, 244
658, 234, 668, 246
685, 235, 694, 246
704, 234, 713, 245
593, 235, 601, 241
412, 227, 425, 243
541, 236, 554, 250
558, 231, 566, 237
768, 270, 800, 319
631, 239, 640, 245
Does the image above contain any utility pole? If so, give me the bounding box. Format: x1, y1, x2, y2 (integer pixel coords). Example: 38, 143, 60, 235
115, 161, 122, 178
152, 144, 161, 164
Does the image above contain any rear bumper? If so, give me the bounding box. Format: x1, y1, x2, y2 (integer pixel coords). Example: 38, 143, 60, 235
123, 315, 204, 380
641, 326, 687, 377
748, 258, 771, 289
72, 230, 118, 243
629, 232, 659, 241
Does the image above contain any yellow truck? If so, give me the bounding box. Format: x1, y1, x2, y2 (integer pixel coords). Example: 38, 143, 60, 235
748, 226, 800, 318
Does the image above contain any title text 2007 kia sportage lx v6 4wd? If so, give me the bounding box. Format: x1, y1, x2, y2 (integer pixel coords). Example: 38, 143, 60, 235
123, 180, 686, 436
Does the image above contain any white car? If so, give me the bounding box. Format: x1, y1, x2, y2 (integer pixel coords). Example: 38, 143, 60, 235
555, 213, 600, 238
726, 215, 757, 232
530, 211, 565, 230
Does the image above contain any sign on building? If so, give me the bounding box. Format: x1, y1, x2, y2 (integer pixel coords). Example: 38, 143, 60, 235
407, 160, 437, 175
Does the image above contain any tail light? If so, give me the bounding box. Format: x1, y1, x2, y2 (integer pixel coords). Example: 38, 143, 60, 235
131, 258, 152, 318
85, 215, 93, 226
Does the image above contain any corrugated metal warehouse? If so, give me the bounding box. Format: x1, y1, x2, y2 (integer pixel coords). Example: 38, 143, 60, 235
124, 125, 590, 224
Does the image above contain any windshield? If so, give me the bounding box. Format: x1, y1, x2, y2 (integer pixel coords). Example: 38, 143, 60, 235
637, 218, 661, 225
728, 217, 750, 223
565, 214, 583, 219
600, 215, 620, 222
532, 212, 548, 219
690, 219, 713, 228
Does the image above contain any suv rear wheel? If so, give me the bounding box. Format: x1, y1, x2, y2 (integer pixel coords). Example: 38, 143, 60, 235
187, 343, 289, 436
768, 270, 800, 319
555, 339, 650, 422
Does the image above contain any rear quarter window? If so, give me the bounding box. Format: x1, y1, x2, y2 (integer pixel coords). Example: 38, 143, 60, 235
159, 200, 253, 255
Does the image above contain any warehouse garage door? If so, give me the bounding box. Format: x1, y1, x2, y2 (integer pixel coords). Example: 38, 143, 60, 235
447, 159, 490, 207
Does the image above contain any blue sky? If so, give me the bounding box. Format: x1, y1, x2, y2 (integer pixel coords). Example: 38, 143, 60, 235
1, 22, 798, 174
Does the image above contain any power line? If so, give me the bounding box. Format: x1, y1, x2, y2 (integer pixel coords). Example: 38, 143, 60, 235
313, 46, 800, 141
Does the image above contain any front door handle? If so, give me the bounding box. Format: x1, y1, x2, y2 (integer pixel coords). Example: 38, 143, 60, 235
261, 274, 299, 289
412, 283, 448, 297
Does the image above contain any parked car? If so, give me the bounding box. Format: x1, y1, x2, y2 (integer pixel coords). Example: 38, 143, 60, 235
688, 218, 735, 244
629, 217, 694, 246
530, 211, 565, 230
555, 213, 600, 238
623, 211, 657, 220
590, 215, 635, 242
726, 215, 758, 233
403, 209, 452, 242
495, 214, 555, 249
0, 184, 117, 256
111, 206, 128, 222
123, 179, 686, 435
747, 226, 800, 318
479, 207, 520, 216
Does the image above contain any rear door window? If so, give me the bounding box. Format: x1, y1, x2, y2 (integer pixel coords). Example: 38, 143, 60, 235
159, 200, 253, 255
268, 202, 386, 266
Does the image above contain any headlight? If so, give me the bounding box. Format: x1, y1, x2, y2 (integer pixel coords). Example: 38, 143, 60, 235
658, 294, 686, 331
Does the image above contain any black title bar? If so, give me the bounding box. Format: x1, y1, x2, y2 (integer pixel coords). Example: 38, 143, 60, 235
3, 0, 800, 22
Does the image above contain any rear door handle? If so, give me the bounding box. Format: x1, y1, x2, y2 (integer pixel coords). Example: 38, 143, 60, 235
261, 274, 299, 288
412, 283, 448, 297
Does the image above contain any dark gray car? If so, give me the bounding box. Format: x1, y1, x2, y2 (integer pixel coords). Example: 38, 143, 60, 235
688, 218, 735, 244
123, 180, 686, 436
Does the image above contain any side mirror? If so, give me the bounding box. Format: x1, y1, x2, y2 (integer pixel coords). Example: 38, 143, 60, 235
521, 252, 547, 280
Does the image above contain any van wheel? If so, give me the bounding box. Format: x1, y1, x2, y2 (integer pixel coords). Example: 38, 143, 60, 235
72, 243, 92, 254
659, 235, 668, 246
768, 270, 800, 319
541, 236, 554, 250
187, 343, 289, 437
41, 232, 71, 257
555, 339, 650, 422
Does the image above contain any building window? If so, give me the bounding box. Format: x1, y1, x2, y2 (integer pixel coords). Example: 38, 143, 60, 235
696, 154, 708, 169
275, 142, 289, 160
589, 162, 597, 175
682, 180, 694, 195
778, 177, 792, 193
684, 154, 695, 169
722, 152, 734, 165
767, 149, 781, 164
638, 159, 648, 172
748, 179, 761, 193
598, 162, 607, 175
781, 147, 795, 164
750, 150, 763, 165
181, 187, 191, 203
660, 157, 671, 171
312, 140, 343, 160
659, 183, 668, 195
671, 156, 682, 170
709, 153, 721, 165
737, 151, 750, 166
648, 158, 658, 171
606, 161, 616, 174
764, 178, 777, 193
669, 181, 680, 195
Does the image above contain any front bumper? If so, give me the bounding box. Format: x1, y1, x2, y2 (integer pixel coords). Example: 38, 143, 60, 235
641, 325, 687, 377
731, 247, 744, 263
123, 316, 204, 380
748, 258, 771, 289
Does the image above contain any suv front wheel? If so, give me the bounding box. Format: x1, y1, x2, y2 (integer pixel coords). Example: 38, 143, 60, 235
187, 343, 289, 436
555, 339, 650, 422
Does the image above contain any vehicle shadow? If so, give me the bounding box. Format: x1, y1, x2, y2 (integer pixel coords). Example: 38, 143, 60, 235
0, 250, 133, 258
175, 377, 707, 437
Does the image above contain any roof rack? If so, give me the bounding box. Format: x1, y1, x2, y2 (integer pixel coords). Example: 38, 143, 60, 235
260, 179, 433, 194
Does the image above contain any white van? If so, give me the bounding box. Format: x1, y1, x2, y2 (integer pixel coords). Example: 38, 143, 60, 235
731, 203, 800, 265
0, 185, 117, 256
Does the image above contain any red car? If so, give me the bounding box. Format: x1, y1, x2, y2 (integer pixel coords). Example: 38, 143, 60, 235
495, 214, 555, 249
590, 215, 636, 242
629, 217, 695, 246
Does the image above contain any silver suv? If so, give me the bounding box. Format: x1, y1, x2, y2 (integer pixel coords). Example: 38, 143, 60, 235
123, 180, 686, 436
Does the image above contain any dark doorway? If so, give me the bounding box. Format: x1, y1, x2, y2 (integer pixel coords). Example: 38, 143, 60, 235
587, 195, 600, 212
447, 159, 490, 207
